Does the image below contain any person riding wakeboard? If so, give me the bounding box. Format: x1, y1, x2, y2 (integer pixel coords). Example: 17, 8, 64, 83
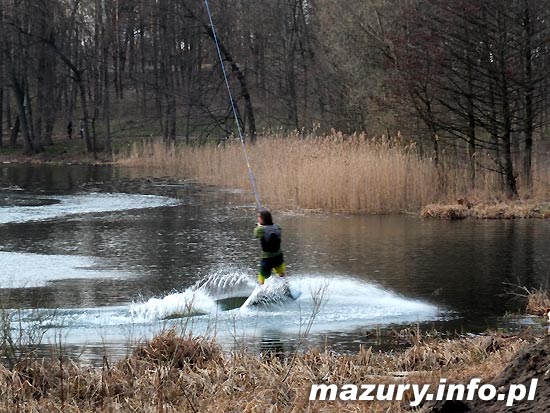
254, 209, 286, 285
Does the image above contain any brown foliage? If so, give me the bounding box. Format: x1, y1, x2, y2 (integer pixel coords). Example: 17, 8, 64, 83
0, 329, 536, 413
131, 329, 222, 369
116, 133, 550, 214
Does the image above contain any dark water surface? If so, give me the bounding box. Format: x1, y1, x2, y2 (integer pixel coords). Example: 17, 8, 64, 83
0, 163, 548, 361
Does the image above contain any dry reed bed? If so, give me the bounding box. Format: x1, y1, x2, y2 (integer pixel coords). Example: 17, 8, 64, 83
523, 288, 550, 315
0, 329, 535, 413
116, 132, 550, 214
421, 201, 550, 220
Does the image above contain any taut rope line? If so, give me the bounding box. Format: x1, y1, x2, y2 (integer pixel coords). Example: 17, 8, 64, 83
204, 0, 262, 211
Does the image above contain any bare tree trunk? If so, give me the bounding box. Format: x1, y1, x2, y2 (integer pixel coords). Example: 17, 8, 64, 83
464, 22, 476, 190
43, 68, 58, 146
9, 115, 19, 147
139, 0, 147, 116
167, 1, 176, 140
160, 0, 169, 140
32, 4, 51, 152
103, 45, 112, 152
78, 78, 94, 155
43, 41, 58, 146
283, 1, 299, 130
6, 89, 11, 134
500, 72, 518, 199
467, 96, 476, 189
44, 108, 56, 145
158, 0, 176, 141
286, 54, 299, 129
118, 0, 129, 100
34, 58, 46, 151
522, 0, 534, 193
113, 0, 123, 99
151, 4, 162, 127
298, 0, 312, 129
127, 8, 139, 108
502, 128, 518, 198
184, 4, 257, 142
218, 45, 256, 141
126, 10, 136, 81
100, 1, 111, 152
43, 76, 58, 145
497, 11, 519, 199
0, 6, 3, 149
431, 128, 439, 167
0, 85, 3, 149
481, 6, 504, 190
0, 3, 3, 149
11, 75, 33, 154
68, 84, 77, 134
183, 28, 194, 144
423, 99, 439, 167
24, 75, 40, 153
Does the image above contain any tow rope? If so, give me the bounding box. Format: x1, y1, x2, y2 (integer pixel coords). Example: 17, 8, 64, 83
204, 0, 262, 211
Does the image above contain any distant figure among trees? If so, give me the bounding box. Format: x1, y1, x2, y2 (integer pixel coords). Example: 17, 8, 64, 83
79, 120, 85, 140
67, 120, 73, 140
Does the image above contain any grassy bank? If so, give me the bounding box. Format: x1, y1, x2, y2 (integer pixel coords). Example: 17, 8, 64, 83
421, 201, 550, 219
1, 287, 547, 412
0, 329, 535, 413
115, 133, 550, 214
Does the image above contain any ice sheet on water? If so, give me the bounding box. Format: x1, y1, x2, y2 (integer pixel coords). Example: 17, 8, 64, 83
0, 192, 179, 224
0, 251, 130, 288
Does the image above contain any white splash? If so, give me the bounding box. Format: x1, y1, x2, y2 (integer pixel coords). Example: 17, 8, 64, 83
130, 289, 218, 321
14, 271, 445, 354
129, 268, 255, 320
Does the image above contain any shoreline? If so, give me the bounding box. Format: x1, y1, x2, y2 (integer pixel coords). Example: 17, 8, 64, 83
0, 152, 112, 165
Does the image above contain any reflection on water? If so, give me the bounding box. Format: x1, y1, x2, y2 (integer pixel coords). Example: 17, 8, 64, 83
1, 163, 549, 360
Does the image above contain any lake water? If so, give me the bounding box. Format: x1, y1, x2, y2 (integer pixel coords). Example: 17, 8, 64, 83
0, 163, 548, 363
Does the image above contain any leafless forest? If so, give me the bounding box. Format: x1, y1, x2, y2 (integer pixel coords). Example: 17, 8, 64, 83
1, 0, 549, 197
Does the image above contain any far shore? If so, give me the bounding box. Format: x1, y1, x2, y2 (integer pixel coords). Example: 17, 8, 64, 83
0, 149, 112, 165
2, 135, 550, 220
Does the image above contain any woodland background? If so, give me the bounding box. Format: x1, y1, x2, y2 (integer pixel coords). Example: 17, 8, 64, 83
1, 0, 550, 197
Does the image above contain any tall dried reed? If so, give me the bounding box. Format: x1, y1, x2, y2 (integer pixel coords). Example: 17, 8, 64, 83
0, 329, 533, 413
115, 132, 547, 214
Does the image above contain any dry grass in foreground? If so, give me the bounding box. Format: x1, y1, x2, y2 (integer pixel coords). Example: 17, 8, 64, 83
115, 132, 550, 214
502, 284, 550, 317
2, 288, 549, 412
521, 287, 550, 316
0, 329, 535, 413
